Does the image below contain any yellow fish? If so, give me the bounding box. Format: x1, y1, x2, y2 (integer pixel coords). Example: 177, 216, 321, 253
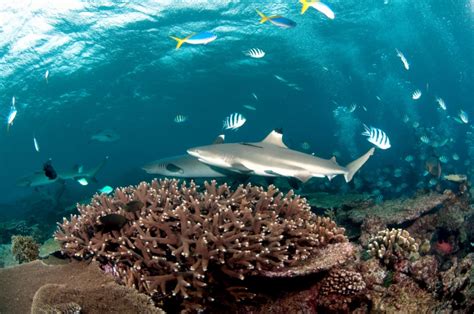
443, 174, 468, 183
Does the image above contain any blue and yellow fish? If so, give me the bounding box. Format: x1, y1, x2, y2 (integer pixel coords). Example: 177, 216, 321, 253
170, 31, 217, 49
256, 9, 296, 28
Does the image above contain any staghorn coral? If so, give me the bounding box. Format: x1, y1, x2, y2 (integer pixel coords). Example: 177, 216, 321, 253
367, 228, 418, 266
55, 179, 347, 311
11, 235, 39, 264
317, 268, 366, 312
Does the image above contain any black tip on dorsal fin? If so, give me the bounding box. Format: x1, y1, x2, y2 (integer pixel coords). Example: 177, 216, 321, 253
274, 128, 283, 135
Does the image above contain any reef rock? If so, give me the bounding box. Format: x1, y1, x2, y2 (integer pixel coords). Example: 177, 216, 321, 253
349, 192, 449, 225
302, 192, 371, 209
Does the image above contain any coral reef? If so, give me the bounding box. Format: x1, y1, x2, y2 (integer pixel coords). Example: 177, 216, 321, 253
55, 179, 347, 311
438, 254, 473, 309
0, 220, 41, 244
367, 228, 418, 266
39, 237, 61, 258
301, 191, 371, 209
258, 241, 355, 278
349, 191, 449, 225
31, 282, 163, 314
0, 244, 17, 268
317, 268, 366, 311
0, 260, 161, 314
11, 235, 40, 264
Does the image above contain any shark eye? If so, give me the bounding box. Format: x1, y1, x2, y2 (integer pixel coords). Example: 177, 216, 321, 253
166, 163, 184, 174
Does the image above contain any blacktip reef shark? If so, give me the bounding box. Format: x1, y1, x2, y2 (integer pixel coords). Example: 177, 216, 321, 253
187, 129, 375, 183
17, 156, 109, 187
142, 135, 229, 178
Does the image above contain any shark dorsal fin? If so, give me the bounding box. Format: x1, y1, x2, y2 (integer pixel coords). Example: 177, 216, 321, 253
261, 129, 287, 148
330, 156, 337, 163
212, 134, 225, 144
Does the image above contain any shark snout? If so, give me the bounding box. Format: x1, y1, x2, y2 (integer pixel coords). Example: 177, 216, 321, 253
187, 148, 201, 158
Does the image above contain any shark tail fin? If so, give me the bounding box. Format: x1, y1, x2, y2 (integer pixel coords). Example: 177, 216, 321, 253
300, 0, 313, 14
90, 156, 109, 181
344, 147, 375, 182
256, 9, 269, 23
170, 34, 193, 49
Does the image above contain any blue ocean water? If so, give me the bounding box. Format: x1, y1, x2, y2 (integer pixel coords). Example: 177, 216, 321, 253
0, 0, 472, 216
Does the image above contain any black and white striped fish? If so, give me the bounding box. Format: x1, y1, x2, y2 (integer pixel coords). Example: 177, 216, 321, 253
362, 124, 391, 149
223, 113, 246, 130
174, 114, 188, 123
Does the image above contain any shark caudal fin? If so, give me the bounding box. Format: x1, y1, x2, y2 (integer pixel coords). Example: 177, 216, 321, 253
170, 34, 193, 49
256, 9, 269, 23
344, 147, 375, 182
299, 0, 313, 14
90, 156, 109, 181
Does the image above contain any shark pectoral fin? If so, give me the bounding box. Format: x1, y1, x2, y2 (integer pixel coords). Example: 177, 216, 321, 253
294, 172, 312, 183
231, 162, 252, 174
326, 174, 336, 181
344, 147, 375, 182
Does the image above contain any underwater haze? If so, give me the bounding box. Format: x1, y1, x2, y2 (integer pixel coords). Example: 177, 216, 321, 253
0, 0, 473, 208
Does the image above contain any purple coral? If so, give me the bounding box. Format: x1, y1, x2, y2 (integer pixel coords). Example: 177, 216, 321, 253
55, 179, 347, 311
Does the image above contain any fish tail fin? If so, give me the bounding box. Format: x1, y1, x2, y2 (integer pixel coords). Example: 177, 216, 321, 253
361, 123, 370, 136
256, 9, 269, 23
170, 36, 186, 49
300, 0, 313, 14
90, 156, 109, 181
344, 147, 375, 182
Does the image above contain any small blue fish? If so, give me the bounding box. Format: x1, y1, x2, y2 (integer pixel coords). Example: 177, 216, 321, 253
6, 105, 17, 131
439, 156, 449, 164
362, 124, 391, 150
459, 110, 469, 124
256, 9, 296, 28
33, 136, 40, 152
98, 185, 114, 194
76, 178, 89, 186
174, 114, 188, 123
170, 31, 217, 49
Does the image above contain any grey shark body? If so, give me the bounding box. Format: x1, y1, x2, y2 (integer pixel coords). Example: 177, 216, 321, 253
142, 154, 228, 178
17, 156, 109, 187
188, 129, 375, 183
142, 135, 229, 178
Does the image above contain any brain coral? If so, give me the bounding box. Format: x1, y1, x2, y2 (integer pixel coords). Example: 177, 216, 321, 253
55, 179, 346, 310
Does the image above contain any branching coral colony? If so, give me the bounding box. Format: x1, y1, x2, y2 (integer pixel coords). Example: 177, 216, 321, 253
55, 179, 347, 310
